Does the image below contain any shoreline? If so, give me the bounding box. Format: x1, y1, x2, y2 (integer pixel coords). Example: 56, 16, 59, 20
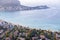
0, 20, 60, 40
0, 19, 59, 32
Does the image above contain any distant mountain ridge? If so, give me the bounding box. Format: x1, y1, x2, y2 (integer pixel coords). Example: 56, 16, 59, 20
0, 0, 49, 11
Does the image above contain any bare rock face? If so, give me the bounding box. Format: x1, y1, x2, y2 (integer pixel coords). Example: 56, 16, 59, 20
0, 0, 49, 11
0, 0, 20, 6
0, 0, 21, 11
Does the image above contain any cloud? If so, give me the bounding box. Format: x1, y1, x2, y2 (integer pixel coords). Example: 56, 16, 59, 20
19, 0, 59, 6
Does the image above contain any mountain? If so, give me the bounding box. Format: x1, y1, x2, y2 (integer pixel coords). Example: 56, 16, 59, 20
0, 0, 20, 6
0, 0, 49, 11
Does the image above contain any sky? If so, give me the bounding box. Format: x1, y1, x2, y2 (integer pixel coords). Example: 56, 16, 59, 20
19, 0, 60, 6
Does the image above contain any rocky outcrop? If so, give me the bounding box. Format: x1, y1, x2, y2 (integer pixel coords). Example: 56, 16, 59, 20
0, 0, 20, 6
0, 0, 20, 11
0, 0, 49, 11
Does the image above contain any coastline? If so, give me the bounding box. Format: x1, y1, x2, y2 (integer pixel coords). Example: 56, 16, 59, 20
0, 20, 59, 32
0, 20, 60, 40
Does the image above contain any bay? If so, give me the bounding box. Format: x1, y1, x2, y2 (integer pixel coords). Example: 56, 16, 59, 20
0, 6, 60, 32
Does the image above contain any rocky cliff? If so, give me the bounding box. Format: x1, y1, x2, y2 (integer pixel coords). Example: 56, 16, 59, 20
0, 0, 49, 11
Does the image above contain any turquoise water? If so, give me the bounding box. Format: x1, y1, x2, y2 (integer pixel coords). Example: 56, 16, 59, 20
0, 6, 60, 31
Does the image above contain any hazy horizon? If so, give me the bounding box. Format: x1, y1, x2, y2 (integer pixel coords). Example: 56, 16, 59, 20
19, 0, 59, 6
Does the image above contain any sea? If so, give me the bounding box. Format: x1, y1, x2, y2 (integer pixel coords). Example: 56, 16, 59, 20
0, 5, 60, 32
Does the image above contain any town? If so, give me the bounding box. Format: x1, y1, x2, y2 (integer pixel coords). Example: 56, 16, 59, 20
0, 20, 60, 40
